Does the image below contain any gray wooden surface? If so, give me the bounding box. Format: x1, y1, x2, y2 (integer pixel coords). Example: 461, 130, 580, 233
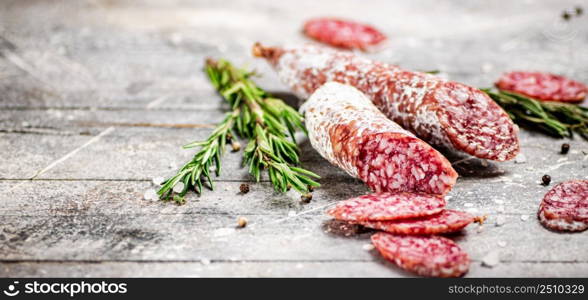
1, 0, 587, 277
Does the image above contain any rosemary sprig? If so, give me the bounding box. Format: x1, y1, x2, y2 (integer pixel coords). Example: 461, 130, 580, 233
482, 88, 588, 140
158, 110, 238, 201
158, 59, 320, 203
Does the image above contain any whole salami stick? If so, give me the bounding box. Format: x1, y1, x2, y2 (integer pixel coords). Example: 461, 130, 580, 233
301, 82, 457, 195
253, 43, 520, 161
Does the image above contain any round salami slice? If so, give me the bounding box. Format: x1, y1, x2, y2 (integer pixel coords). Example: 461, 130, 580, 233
303, 18, 386, 50
327, 192, 446, 222
496, 71, 588, 102
371, 233, 470, 277
538, 180, 588, 232
359, 210, 476, 235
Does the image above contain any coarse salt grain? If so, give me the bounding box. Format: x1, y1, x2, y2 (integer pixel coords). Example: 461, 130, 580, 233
481, 251, 500, 268
152, 176, 164, 186
495, 215, 506, 226
143, 189, 158, 201
362, 244, 375, 251
514, 153, 527, 164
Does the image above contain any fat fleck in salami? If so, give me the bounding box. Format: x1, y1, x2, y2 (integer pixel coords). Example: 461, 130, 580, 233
371, 233, 470, 277
303, 82, 457, 195
360, 210, 476, 235
496, 71, 588, 103
327, 192, 446, 222
303, 18, 387, 50
538, 180, 588, 232
253, 43, 520, 161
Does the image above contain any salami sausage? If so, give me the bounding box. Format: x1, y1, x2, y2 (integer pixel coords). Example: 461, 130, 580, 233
303, 82, 457, 195
360, 210, 476, 235
371, 233, 470, 277
538, 180, 588, 232
496, 71, 588, 103
327, 192, 446, 222
303, 18, 387, 50
253, 43, 520, 161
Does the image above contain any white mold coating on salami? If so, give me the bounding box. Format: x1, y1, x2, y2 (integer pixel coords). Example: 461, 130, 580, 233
254, 43, 520, 161
303, 82, 457, 195
371, 233, 470, 277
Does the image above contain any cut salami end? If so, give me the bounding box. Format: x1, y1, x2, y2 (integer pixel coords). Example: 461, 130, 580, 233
496, 71, 588, 103
371, 233, 470, 277
538, 180, 588, 232
253, 43, 520, 161
434, 82, 519, 161
357, 132, 457, 194
303, 17, 387, 50
360, 210, 476, 235
327, 192, 446, 222
303, 82, 457, 195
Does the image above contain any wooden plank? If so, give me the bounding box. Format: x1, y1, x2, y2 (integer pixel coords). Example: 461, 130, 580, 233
0, 176, 578, 219
0, 133, 97, 179
0, 108, 226, 133
2, 211, 588, 263
2, 261, 587, 278
0, 180, 366, 217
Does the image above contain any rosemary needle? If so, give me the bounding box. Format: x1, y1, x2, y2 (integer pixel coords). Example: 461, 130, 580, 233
482, 88, 588, 140
158, 59, 320, 203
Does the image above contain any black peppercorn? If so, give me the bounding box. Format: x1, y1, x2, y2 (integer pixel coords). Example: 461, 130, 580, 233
562, 11, 571, 20
239, 183, 250, 194
542, 175, 551, 186
575, 6, 583, 16
561, 143, 570, 154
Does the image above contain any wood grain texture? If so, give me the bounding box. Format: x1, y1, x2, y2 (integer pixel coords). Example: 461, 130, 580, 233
0, 0, 587, 277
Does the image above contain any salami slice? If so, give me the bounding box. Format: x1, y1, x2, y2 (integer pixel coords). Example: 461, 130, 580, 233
327, 192, 446, 222
496, 71, 588, 103
538, 208, 588, 232
303, 82, 457, 195
360, 210, 476, 235
303, 18, 387, 50
253, 43, 520, 161
538, 180, 588, 232
371, 233, 470, 277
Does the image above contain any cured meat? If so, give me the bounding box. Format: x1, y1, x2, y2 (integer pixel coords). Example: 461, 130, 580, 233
302, 82, 457, 195
371, 233, 470, 277
253, 43, 520, 161
541, 210, 588, 233
360, 210, 476, 235
538, 208, 588, 232
303, 17, 387, 50
538, 180, 588, 232
327, 192, 446, 222
496, 71, 588, 103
